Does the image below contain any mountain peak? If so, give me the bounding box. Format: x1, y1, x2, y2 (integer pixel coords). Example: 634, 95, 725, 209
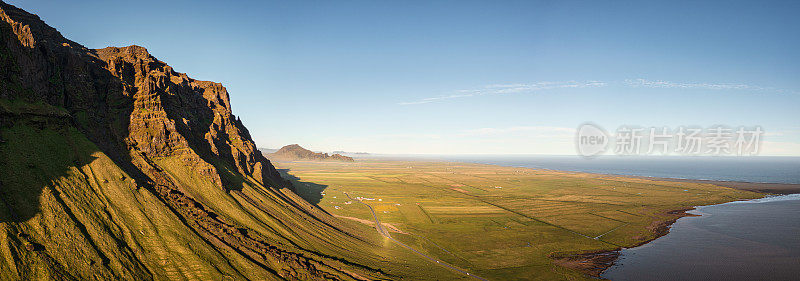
97, 45, 153, 58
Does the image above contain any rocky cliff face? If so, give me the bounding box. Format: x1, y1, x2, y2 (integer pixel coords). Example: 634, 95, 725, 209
268, 144, 355, 162
0, 3, 287, 191
0, 2, 384, 280
94, 45, 289, 190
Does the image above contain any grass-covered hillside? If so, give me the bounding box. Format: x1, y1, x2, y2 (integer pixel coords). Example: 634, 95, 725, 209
0, 2, 464, 280
0, 102, 468, 280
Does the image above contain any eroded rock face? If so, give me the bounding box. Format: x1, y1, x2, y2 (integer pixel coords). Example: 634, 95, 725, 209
94, 46, 288, 190
0, 2, 287, 191
0, 2, 377, 280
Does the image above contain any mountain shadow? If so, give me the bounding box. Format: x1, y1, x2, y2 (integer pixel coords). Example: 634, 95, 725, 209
277, 169, 327, 205
0, 3, 395, 280
0, 110, 98, 223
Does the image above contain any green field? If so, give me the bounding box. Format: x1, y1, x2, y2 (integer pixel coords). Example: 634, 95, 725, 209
275, 160, 762, 280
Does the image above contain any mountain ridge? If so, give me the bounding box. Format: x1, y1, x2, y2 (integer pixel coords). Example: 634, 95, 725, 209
0, 2, 416, 280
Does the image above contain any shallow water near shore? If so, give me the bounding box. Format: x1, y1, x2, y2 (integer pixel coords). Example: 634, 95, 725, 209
602, 194, 800, 281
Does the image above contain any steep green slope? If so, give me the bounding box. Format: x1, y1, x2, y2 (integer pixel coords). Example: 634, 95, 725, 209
0, 2, 464, 280
0, 104, 394, 281
0, 103, 271, 280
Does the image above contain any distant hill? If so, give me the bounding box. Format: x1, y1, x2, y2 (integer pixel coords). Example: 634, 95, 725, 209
267, 144, 354, 162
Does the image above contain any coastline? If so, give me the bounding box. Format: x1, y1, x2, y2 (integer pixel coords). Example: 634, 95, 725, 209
599, 193, 800, 280
357, 156, 800, 194
283, 158, 798, 279
442, 160, 800, 278
464, 159, 797, 277
582, 191, 799, 279
625, 176, 800, 195
476, 163, 800, 195
552, 206, 702, 278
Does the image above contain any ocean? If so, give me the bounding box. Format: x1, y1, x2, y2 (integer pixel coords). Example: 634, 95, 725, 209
602, 194, 800, 281
374, 155, 800, 184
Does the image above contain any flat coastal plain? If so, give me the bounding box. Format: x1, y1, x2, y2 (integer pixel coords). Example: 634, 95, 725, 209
274, 160, 767, 280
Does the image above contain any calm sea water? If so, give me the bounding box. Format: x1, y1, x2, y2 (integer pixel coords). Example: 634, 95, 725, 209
375, 155, 800, 184
603, 194, 800, 281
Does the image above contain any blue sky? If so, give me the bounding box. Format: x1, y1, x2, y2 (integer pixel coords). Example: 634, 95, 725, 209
11, 0, 800, 155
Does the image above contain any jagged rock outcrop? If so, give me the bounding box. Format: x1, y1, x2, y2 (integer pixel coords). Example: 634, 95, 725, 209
268, 144, 355, 162
0, 1, 287, 192
0, 2, 385, 280
94, 45, 289, 190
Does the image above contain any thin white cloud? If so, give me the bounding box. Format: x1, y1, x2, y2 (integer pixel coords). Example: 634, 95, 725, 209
398, 93, 477, 105
624, 78, 752, 90
398, 81, 607, 105
400, 78, 796, 105
624, 78, 798, 94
